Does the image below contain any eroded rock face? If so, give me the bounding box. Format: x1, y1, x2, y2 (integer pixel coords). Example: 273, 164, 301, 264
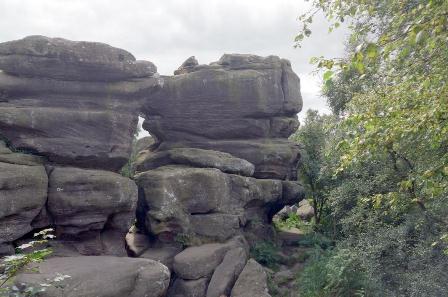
0, 142, 47, 248
134, 147, 255, 177
0, 36, 305, 297
15, 256, 170, 297
47, 167, 137, 255
0, 36, 161, 172
142, 54, 301, 142
136, 165, 283, 243
0, 35, 156, 81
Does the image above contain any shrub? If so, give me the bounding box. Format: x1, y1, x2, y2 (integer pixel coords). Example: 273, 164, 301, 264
250, 241, 281, 269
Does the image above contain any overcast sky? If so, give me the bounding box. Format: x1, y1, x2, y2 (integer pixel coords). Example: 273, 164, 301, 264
0, 0, 348, 118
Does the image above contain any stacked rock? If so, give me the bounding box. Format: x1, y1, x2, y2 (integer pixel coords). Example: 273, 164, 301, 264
0, 36, 170, 297
134, 54, 305, 248
0, 36, 304, 297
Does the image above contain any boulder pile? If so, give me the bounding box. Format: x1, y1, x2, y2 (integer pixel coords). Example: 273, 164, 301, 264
0, 36, 304, 297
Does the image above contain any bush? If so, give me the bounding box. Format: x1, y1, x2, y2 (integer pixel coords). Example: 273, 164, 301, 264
250, 241, 281, 269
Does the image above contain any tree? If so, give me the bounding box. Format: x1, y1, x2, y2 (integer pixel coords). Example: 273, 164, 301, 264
294, 1, 448, 296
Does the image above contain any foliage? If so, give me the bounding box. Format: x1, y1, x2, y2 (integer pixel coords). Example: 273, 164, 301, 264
274, 212, 312, 233
0, 229, 64, 297
120, 125, 142, 178
293, 0, 448, 296
290, 110, 337, 225
298, 247, 374, 297
250, 241, 281, 269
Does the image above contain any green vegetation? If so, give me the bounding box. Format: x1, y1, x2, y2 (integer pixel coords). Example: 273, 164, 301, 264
0, 229, 70, 297
292, 1, 448, 296
250, 241, 282, 269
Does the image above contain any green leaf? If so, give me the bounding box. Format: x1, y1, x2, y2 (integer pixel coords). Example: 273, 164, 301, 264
323, 70, 334, 82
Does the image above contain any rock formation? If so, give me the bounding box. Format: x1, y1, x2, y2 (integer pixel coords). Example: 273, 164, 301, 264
0, 35, 305, 296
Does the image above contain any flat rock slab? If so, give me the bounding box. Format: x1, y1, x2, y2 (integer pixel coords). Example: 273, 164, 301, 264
158, 139, 301, 180
15, 256, 170, 297
135, 148, 255, 177
0, 35, 156, 81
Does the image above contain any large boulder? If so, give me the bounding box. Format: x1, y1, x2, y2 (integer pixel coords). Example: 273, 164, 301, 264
47, 167, 138, 255
135, 166, 282, 243
231, 259, 271, 297
15, 256, 170, 297
142, 54, 301, 142
0, 142, 47, 248
0, 36, 162, 172
0, 36, 156, 81
0, 107, 138, 171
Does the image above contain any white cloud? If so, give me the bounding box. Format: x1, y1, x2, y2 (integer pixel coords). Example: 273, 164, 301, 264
0, 0, 348, 116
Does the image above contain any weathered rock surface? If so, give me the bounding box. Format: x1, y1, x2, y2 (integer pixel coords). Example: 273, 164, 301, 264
15, 256, 170, 297
47, 167, 137, 254
0, 142, 47, 247
135, 148, 255, 176
0, 107, 139, 171
142, 54, 301, 142
231, 259, 271, 297
0, 36, 161, 171
206, 247, 248, 297
135, 165, 283, 242
0, 36, 156, 81
0, 36, 305, 296
157, 139, 301, 180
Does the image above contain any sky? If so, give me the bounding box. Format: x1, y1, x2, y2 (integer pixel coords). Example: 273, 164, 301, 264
0, 0, 348, 120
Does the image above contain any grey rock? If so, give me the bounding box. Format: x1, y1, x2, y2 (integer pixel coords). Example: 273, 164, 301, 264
0, 243, 14, 256
135, 148, 255, 176
158, 139, 301, 180
0, 161, 47, 245
135, 166, 283, 242
231, 259, 271, 297
0, 107, 138, 171
206, 247, 248, 297
0, 141, 45, 166
297, 200, 314, 221
174, 56, 199, 75
142, 54, 301, 142
0, 36, 156, 81
190, 213, 241, 241
168, 277, 209, 297
15, 256, 170, 297
140, 246, 182, 270
173, 237, 248, 280
173, 243, 231, 280
48, 167, 137, 254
